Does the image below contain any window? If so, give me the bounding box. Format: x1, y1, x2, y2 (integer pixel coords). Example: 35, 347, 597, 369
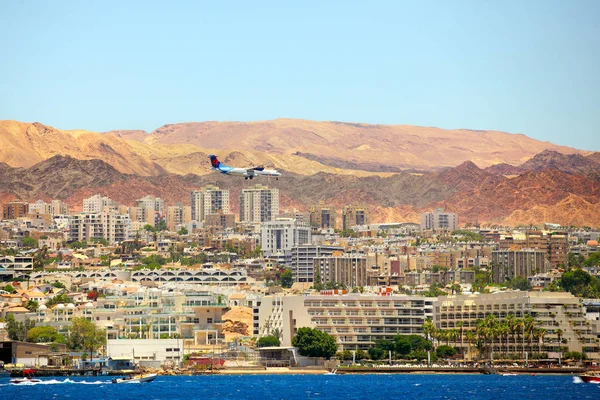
207, 318, 213, 323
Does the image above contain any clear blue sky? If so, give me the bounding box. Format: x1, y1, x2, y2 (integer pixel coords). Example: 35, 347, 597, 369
0, 0, 598, 150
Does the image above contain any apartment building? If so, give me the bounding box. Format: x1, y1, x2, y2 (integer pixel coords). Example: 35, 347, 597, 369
291, 244, 344, 283
500, 231, 569, 269
3, 202, 29, 220
309, 204, 336, 230
491, 249, 548, 282
28, 200, 70, 216
314, 254, 368, 287
254, 294, 433, 351
239, 184, 279, 223
166, 204, 192, 232
420, 208, 458, 231
434, 291, 599, 359
83, 195, 118, 213
342, 206, 369, 230
260, 218, 311, 258
205, 211, 236, 230
191, 186, 230, 223
68, 212, 131, 244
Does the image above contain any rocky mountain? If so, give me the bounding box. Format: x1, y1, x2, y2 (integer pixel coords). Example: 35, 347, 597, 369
0, 119, 585, 177
1, 155, 599, 227
116, 119, 581, 171
518, 150, 600, 178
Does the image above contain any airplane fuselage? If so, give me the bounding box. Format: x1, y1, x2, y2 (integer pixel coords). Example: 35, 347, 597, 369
213, 165, 281, 179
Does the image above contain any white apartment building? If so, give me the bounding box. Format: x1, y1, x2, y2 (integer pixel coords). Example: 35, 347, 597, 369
260, 219, 311, 259
254, 294, 433, 351
420, 208, 459, 231
191, 186, 230, 223
83, 195, 118, 213
68, 212, 131, 244
239, 184, 279, 223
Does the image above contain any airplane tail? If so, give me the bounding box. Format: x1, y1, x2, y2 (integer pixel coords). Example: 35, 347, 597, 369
209, 154, 221, 169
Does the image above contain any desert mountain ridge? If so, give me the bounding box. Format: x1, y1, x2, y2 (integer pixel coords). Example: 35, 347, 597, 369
0, 119, 590, 177
1, 154, 599, 228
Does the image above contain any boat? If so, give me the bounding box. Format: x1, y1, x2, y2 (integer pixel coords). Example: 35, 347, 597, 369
500, 373, 518, 376
324, 369, 337, 375
579, 373, 600, 384
112, 373, 157, 384
11, 368, 41, 384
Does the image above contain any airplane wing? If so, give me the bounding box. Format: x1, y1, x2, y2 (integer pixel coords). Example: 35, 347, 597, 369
246, 168, 256, 176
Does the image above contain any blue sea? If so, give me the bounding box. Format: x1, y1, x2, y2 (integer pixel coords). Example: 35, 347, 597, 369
1, 374, 598, 400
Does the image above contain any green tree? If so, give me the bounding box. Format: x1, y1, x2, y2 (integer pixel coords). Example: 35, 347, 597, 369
22, 237, 38, 248
178, 227, 189, 235
558, 269, 600, 297
507, 276, 532, 291
27, 326, 65, 343
257, 335, 281, 347
67, 317, 106, 361
51, 281, 66, 289
90, 237, 109, 246
291, 327, 337, 359
368, 347, 385, 360
281, 269, 293, 288
6, 315, 35, 341
394, 335, 413, 356
436, 345, 457, 358
2, 284, 15, 293
45, 293, 74, 308
25, 300, 39, 312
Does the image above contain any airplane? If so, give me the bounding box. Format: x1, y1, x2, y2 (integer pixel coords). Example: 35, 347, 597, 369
209, 155, 281, 180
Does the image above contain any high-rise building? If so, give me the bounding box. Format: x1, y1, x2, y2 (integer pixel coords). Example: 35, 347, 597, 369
314, 253, 368, 287
191, 185, 230, 222
239, 184, 279, 223
420, 208, 458, 231
291, 244, 344, 283
83, 195, 118, 213
51, 200, 70, 215
491, 249, 548, 282
260, 219, 311, 258
2, 202, 29, 220
166, 204, 192, 232
68, 212, 131, 244
342, 206, 369, 230
133, 196, 164, 226
309, 203, 336, 229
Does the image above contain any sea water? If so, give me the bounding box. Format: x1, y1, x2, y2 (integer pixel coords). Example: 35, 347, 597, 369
1, 374, 598, 400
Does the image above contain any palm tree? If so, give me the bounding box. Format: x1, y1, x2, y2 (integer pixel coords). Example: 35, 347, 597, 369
465, 331, 477, 360
524, 315, 535, 354
456, 322, 464, 353
555, 329, 564, 350
423, 318, 436, 342
499, 322, 510, 356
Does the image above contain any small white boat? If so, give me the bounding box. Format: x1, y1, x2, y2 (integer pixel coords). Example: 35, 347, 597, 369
500, 373, 518, 376
112, 373, 157, 384
11, 377, 42, 384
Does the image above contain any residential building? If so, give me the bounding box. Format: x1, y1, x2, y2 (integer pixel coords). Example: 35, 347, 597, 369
253, 294, 433, 351
68, 212, 131, 244
205, 211, 235, 230
309, 204, 336, 230
83, 195, 117, 213
314, 254, 368, 287
342, 206, 369, 230
491, 249, 548, 282
420, 208, 458, 231
191, 185, 230, 222
434, 291, 599, 359
3, 202, 29, 220
239, 184, 279, 223
166, 204, 192, 232
260, 219, 311, 260
291, 244, 344, 283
